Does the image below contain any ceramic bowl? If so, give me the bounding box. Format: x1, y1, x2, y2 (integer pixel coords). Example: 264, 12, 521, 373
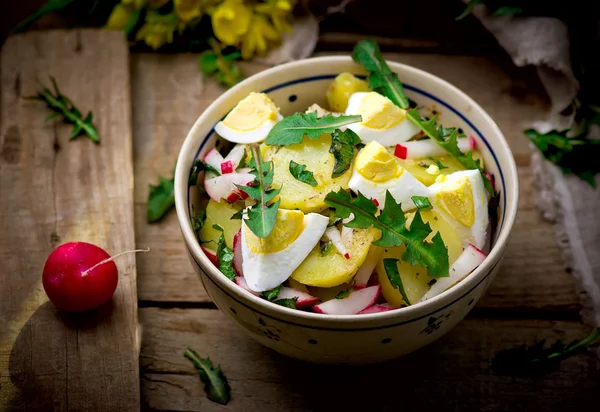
174, 56, 519, 364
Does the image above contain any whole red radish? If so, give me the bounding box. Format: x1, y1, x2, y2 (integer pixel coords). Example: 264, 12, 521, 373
42, 242, 147, 312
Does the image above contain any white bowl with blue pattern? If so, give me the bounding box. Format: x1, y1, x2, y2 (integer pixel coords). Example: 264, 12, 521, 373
174, 56, 519, 364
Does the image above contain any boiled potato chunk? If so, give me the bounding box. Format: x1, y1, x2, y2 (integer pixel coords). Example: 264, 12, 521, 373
199, 199, 243, 249
326, 72, 370, 112
291, 227, 380, 287
377, 209, 463, 307
265, 134, 352, 213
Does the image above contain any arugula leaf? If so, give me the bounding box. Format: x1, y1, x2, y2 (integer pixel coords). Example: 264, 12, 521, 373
25, 77, 100, 143
184, 349, 231, 405
352, 39, 410, 109
320, 240, 333, 256
412, 196, 432, 211
265, 112, 362, 146
147, 175, 175, 223
427, 157, 448, 170
491, 328, 600, 375
383, 258, 411, 305
262, 285, 281, 301
335, 288, 353, 299
329, 128, 362, 178
324, 190, 449, 278
213, 224, 236, 281
289, 160, 318, 187
274, 297, 298, 309
189, 159, 221, 186
236, 145, 280, 238
525, 128, 600, 188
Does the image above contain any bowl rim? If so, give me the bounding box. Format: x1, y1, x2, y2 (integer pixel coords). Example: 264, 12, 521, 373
175, 55, 519, 324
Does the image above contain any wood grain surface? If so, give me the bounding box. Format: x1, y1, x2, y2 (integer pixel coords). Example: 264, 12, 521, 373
0, 30, 139, 411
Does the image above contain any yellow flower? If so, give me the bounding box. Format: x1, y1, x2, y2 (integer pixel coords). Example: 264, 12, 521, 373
174, 0, 203, 22
135, 12, 179, 50
255, 0, 295, 33
106, 4, 134, 31
211, 0, 253, 46
240, 15, 280, 59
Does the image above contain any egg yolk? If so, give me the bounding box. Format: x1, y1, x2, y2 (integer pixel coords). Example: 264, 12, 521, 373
357, 92, 406, 130
244, 209, 305, 254
436, 176, 475, 227
222, 92, 279, 131
355, 141, 403, 182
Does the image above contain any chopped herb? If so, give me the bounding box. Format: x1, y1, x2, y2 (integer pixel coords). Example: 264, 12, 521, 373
274, 297, 298, 309
289, 160, 318, 187
213, 224, 236, 281
147, 174, 175, 223
492, 328, 600, 374
383, 258, 411, 305
325, 190, 449, 278
427, 157, 448, 170
412, 196, 432, 211
189, 159, 221, 186
320, 240, 333, 256
329, 128, 363, 178
335, 288, 353, 299
265, 111, 362, 146
25, 76, 100, 143
191, 209, 210, 243
184, 349, 231, 405
261, 285, 281, 301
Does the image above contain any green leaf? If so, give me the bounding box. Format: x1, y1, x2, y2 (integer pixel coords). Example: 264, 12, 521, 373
335, 288, 353, 299
213, 224, 236, 281
383, 258, 411, 305
329, 128, 362, 178
25, 77, 100, 143
456, 0, 480, 20
191, 209, 207, 241
273, 297, 298, 309
200, 39, 243, 88
124, 8, 143, 38
324, 190, 449, 278
319, 240, 333, 256
525, 128, 600, 188
184, 349, 231, 405
493, 6, 523, 16
189, 159, 221, 186
491, 328, 600, 374
265, 112, 362, 146
230, 209, 244, 220
411, 196, 432, 211
236, 145, 280, 238
427, 157, 448, 170
147, 175, 175, 223
11, 0, 79, 34
352, 39, 410, 109
289, 160, 318, 187
261, 285, 281, 301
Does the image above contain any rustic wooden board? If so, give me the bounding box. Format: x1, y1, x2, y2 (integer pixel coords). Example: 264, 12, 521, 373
132, 52, 577, 311
0, 30, 139, 411
139, 308, 600, 411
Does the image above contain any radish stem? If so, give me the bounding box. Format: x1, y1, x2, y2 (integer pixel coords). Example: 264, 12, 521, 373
81, 247, 150, 276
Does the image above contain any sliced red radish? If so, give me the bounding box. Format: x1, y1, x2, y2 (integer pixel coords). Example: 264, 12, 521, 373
469, 135, 477, 150
203, 148, 224, 171
224, 144, 247, 169
204, 172, 254, 202
395, 138, 471, 159
201, 246, 218, 267
276, 287, 320, 308
221, 160, 233, 174
419, 244, 487, 302
358, 303, 395, 314
235, 276, 259, 296
324, 226, 350, 259
354, 246, 383, 289
372, 198, 379, 207
313, 285, 381, 315
232, 230, 243, 276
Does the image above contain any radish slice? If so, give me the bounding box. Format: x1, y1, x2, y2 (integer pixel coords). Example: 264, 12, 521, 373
358, 303, 395, 314
324, 226, 350, 259
221, 160, 233, 174
201, 246, 218, 267
235, 277, 259, 296
204, 173, 254, 202
224, 144, 247, 169
276, 287, 320, 308
354, 246, 383, 289
397, 138, 471, 159
469, 135, 477, 150
313, 285, 381, 315
419, 245, 487, 302
232, 230, 243, 276
203, 148, 224, 171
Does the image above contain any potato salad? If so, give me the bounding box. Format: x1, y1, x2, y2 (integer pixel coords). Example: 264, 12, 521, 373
190, 41, 494, 315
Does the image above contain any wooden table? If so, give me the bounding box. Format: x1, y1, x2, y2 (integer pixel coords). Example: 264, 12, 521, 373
2, 29, 600, 411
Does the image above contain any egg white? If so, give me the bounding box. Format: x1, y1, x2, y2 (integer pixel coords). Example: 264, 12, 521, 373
428, 169, 488, 249
242, 213, 329, 292
345, 92, 420, 146
215, 113, 284, 144
348, 166, 431, 211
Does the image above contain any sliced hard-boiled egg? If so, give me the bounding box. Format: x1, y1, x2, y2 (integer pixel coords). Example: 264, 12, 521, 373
345, 92, 420, 145
214, 92, 283, 144
241, 209, 328, 292
348, 141, 430, 210
428, 169, 489, 249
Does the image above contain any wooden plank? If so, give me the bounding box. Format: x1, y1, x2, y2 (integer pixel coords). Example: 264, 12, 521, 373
139, 308, 600, 411
132, 52, 575, 311
0, 30, 139, 411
